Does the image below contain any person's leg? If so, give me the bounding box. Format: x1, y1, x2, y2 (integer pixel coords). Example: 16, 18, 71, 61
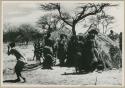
15, 71, 21, 81
59, 55, 65, 66
59, 58, 63, 66
48, 56, 53, 69
15, 69, 26, 82
61, 58, 65, 66
17, 61, 26, 82
36, 55, 41, 63
42, 56, 48, 69
15, 63, 21, 81
19, 71, 26, 82
33, 53, 36, 60
20, 62, 26, 82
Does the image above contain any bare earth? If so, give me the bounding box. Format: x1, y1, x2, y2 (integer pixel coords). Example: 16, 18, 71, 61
3, 44, 122, 85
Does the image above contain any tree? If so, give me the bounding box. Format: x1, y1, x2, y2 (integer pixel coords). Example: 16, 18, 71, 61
3, 24, 19, 42
3, 23, 43, 43
87, 14, 114, 34
17, 24, 40, 44
99, 15, 114, 34
40, 3, 112, 36
37, 14, 66, 33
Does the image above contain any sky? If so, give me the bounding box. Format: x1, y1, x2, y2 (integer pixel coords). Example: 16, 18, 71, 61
2, 1, 124, 34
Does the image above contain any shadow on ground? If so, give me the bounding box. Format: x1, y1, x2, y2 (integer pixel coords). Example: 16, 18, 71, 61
62, 72, 89, 75
3, 79, 25, 83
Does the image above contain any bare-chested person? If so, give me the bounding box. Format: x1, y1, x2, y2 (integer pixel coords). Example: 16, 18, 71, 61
7, 42, 27, 82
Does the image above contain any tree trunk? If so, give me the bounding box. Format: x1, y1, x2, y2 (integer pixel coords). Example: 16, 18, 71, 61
72, 24, 76, 36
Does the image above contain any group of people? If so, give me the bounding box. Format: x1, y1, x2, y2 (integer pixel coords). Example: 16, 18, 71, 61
33, 29, 104, 73
7, 28, 122, 82
33, 33, 54, 69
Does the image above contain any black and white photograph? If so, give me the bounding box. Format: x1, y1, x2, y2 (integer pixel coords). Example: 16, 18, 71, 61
1, 1, 124, 86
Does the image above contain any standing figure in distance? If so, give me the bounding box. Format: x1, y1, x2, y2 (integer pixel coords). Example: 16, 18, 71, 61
42, 33, 53, 69
57, 34, 67, 66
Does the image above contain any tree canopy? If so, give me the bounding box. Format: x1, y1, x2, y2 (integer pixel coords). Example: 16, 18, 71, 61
40, 3, 114, 36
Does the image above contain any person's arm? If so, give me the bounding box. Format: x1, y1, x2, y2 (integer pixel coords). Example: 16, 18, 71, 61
20, 53, 27, 63
33, 43, 35, 47
95, 39, 100, 49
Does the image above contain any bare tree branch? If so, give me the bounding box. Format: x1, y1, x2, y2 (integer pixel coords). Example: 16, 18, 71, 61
56, 4, 73, 27
75, 3, 110, 23
39, 3, 116, 35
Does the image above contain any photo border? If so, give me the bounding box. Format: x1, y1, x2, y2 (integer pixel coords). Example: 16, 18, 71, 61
0, 0, 124, 88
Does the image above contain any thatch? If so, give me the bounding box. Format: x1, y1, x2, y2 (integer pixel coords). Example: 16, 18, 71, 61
82, 28, 122, 69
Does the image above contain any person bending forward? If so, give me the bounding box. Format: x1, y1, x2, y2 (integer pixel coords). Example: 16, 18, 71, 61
7, 42, 27, 82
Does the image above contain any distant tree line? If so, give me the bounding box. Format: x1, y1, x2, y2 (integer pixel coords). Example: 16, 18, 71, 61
3, 24, 43, 44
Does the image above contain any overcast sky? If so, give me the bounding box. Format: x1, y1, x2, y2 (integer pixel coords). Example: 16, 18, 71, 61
2, 1, 124, 34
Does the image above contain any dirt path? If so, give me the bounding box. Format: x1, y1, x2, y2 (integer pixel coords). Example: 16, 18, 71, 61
3, 66, 122, 85
3, 44, 122, 85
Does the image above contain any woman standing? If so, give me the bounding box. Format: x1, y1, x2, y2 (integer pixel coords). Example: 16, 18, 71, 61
83, 29, 103, 72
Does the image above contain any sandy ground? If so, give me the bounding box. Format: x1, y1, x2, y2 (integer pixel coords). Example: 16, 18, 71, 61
2, 44, 122, 85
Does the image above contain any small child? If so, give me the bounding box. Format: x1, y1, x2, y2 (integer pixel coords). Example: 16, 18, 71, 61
7, 42, 27, 82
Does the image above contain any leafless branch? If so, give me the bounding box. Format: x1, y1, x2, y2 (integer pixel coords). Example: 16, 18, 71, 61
75, 3, 111, 23
55, 4, 73, 27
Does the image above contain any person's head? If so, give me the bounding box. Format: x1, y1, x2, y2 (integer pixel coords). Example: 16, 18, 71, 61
60, 34, 64, 39
88, 29, 98, 39
78, 35, 83, 41
46, 33, 51, 38
9, 42, 15, 48
71, 35, 77, 41
110, 30, 114, 34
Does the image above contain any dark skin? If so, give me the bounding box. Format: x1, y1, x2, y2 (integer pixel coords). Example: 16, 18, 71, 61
83, 30, 104, 72
8, 45, 26, 82
57, 35, 67, 66
8, 45, 25, 59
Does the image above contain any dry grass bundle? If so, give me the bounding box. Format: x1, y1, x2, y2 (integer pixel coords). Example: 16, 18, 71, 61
109, 45, 122, 68
82, 29, 122, 70
96, 33, 122, 69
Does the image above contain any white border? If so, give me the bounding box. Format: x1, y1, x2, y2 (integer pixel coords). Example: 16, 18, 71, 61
1, 0, 124, 87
